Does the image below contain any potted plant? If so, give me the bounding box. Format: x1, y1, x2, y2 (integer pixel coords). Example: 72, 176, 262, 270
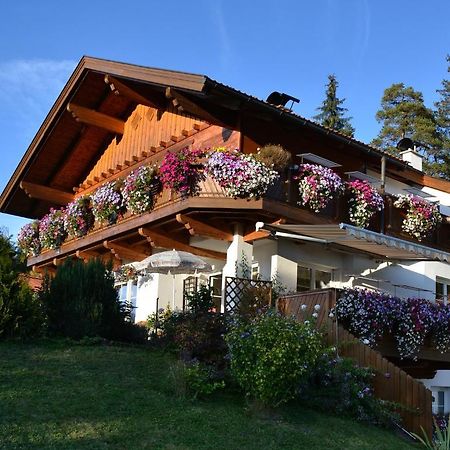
346, 179, 384, 228
205, 148, 279, 199
17, 220, 41, 257
254, 144, 292, 173
393, 194, 442, 241
64, 196, 95, 239
159, 147, 205, 197
121, 165, 161, 215
39, 208, 67, 250
295, 163, 344, 212
90, 180, 124, 225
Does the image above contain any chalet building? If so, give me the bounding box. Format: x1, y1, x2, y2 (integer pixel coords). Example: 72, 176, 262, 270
2, 56, 450, 426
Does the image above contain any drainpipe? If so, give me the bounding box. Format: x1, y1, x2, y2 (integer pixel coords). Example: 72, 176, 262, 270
380, 156, 386, 234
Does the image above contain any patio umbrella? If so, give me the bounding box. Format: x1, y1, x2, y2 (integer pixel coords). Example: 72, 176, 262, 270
133, 249, 213, 309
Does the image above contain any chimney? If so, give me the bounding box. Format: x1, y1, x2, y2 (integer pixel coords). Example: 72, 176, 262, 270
400, 149, 423, 172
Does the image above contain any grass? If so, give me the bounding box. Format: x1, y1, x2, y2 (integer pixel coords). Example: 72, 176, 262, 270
0, 340, 418, 450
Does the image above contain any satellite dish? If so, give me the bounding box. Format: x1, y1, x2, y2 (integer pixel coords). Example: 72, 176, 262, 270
397, 137, 415, 151
266, 91, 300, 108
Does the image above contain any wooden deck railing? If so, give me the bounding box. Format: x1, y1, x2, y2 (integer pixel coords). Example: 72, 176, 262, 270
277, 289, 433, 439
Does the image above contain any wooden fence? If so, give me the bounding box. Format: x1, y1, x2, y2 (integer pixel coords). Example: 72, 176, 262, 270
277, 289, 433, 439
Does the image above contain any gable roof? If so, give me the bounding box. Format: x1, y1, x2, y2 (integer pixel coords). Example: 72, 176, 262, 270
1, 56, 449, 219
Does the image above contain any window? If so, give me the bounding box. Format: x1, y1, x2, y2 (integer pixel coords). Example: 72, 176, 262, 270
251, 263, 260, 281
432, 388, 446, 415
297, 265, 332, 292
116, 280, 138, 322
436, 278, 450, 304
209, 274, 222, 312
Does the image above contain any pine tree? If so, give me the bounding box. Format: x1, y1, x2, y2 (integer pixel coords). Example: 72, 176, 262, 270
435, 55, 450, 180
371, 83, 443, 176
314, 74, 355, 137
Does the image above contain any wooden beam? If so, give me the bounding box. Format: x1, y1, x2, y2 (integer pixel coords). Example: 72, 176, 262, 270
20, 181, 74, 205
67, 103, 125, 135
165, 87, 226, 127
244, 229, 270, 242
103, 240, 148, 262
75, 250, 100, 262
138, 227, 226, 260
176, 214, 233, 241
104, 75, 163, 109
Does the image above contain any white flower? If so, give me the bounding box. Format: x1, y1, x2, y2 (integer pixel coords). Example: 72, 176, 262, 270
304, 320, 310, 325
312, 312, 318, 318
301, 304, 307, 310
328, 312, 335, 318
362, 339, 370, 345
314, 304, 321, 311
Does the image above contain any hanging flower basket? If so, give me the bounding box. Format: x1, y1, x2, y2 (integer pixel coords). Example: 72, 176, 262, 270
18, 220, 41, 257
91, 181, 124, 225
332, 288, 450, 361
295, 163, 344, 212
39, 208, 67, 250
159, 148, 205, 197
121, 165, 162, 215
393, 194, 442, 241
64, 196, 95, 239
346, 180, 384, 228
205, 148, 279, 199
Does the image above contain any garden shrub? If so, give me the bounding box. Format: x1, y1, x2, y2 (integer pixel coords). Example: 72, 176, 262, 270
185, 285, 214, 314
226, 311, 323, 407
40, 258, 145, 342
0, 233, 44, 339
174, 312, 228, 368
168, 359, 225, 400
301, 353, 399, 427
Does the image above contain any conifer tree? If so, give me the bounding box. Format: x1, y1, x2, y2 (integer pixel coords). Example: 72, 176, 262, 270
435, 55, 450, 179
371, 83, 443, 177
314, 74, 355, 137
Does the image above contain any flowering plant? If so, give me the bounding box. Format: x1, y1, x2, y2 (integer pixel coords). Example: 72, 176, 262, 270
205, 148, 279, 199
91, 181, 123, 225
17, 221, 41, 257
114, 264, 139, 283
394, 194, 442, 241
121, 165, 161, 214
159, 148, 205, 196
39, 208, 67, 250
346, 180, 384, 228
332, 289, 450, 360
295, 164, 344, 212
64, 196, 94, 239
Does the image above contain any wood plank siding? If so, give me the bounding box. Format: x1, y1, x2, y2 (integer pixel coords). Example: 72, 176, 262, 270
77, 104, 239, 194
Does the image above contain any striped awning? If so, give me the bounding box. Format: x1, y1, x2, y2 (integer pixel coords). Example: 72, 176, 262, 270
261, 223, 450, 262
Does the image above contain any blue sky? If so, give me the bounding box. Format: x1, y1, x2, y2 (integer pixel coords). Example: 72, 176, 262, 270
1, 0, 449, 238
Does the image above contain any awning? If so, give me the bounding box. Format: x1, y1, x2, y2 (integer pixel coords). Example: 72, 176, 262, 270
257, 222, 450, 263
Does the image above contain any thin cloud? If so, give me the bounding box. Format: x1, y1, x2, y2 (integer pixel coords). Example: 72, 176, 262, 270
209, 2, 233, 72
0, 59, 76, 131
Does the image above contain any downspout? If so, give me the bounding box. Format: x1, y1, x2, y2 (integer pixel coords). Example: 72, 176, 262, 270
380, 156, 386, 234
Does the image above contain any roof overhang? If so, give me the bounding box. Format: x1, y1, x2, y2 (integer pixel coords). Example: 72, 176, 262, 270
257, 222, 450, 263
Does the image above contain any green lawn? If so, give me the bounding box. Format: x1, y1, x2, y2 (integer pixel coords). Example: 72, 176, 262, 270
0, 340, 418, 450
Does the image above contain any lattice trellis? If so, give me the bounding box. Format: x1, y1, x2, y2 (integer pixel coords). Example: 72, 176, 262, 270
224, 277, 272, 314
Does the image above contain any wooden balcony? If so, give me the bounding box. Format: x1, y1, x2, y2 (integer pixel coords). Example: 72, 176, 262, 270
28, 174, 450, 269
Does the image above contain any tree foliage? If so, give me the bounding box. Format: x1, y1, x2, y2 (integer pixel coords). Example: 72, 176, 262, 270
40, 257, 145, 341
314, 74, 355, 137
0, 231, 43, 338
435, 55, 450, 179
371, 83, 445, 177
